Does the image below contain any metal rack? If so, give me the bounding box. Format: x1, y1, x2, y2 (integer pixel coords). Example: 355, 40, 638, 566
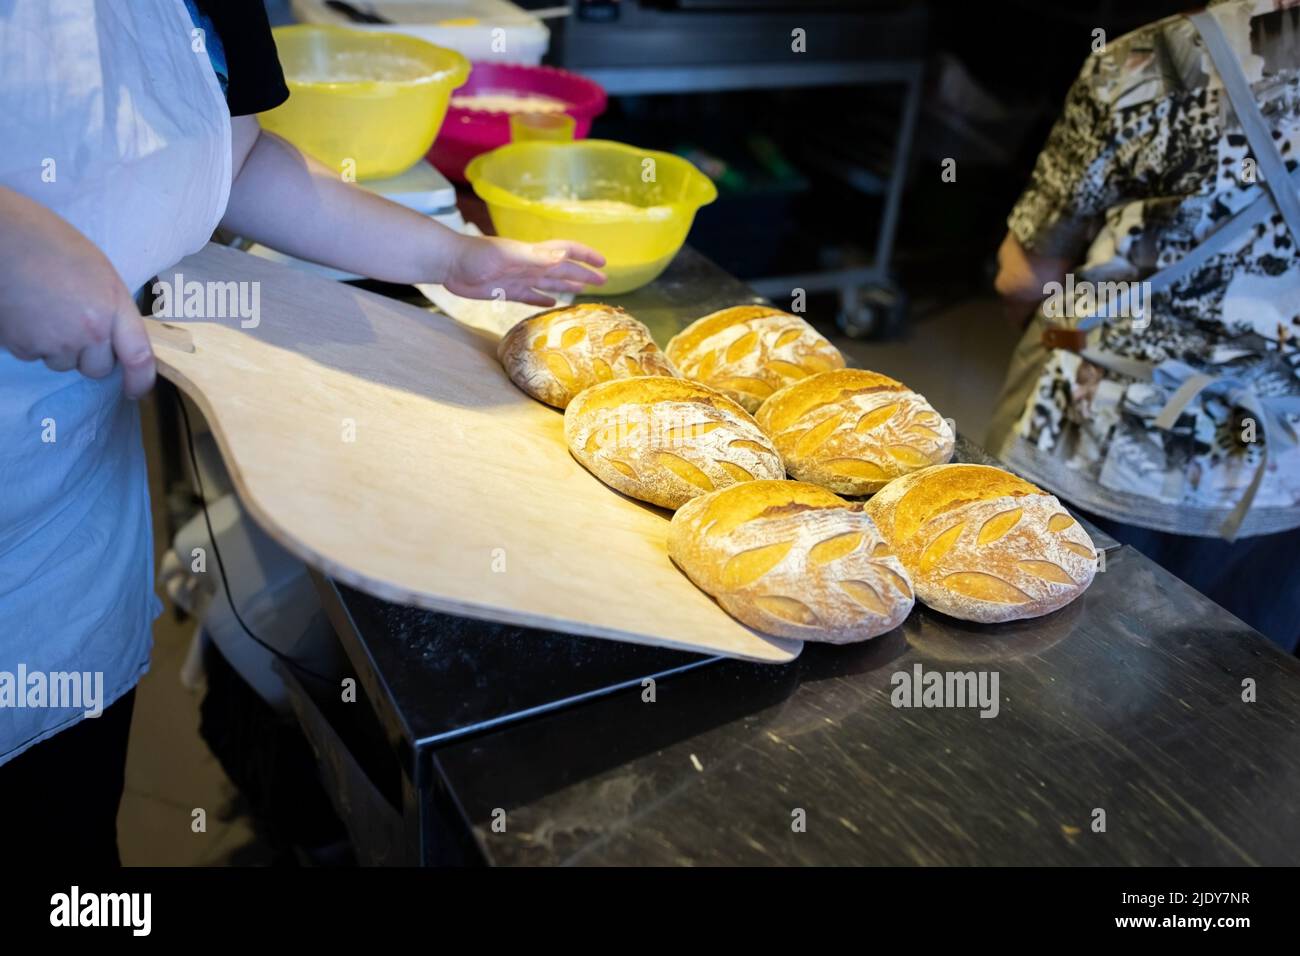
554, 1, 928, 337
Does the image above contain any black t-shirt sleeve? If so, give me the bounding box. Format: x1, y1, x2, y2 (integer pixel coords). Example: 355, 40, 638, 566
195, 0, 290, 116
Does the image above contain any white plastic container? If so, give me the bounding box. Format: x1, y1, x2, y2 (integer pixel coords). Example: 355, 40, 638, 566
291, 0, 551, 65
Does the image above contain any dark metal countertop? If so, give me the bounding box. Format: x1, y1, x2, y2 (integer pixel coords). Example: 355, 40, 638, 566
321, 247, 1300, 866
437, 544, 1300, 866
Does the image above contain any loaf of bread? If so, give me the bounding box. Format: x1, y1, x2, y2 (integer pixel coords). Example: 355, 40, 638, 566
755, 368, 954, 495
665, 306, 845, 412
864, 463, 1098, 623
498, 303, 676, 409
669, 480, 914, 642
564, 376, 784, 509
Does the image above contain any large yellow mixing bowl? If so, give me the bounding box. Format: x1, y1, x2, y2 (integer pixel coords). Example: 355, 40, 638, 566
465, 140, 718, 295
259, 25, 469, 181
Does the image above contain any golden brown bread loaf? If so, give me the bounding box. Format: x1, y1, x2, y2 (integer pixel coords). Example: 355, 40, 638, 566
669, 480, 914, 643
498, 303, 676, 409
665, 305, 845, 412
864, 463, 1098, 623
564, 376, 783, 510
755, 368, 954, 495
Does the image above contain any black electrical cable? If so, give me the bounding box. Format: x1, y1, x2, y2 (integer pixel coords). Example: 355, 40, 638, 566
176, 393, 335, 687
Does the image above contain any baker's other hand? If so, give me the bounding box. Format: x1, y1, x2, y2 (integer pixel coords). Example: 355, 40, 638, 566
0, 186, 155, 398
993, 231, 1070, 329
443, 234, 606, 308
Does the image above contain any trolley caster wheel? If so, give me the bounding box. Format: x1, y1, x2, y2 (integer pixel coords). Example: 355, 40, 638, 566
837, 284, 908, 340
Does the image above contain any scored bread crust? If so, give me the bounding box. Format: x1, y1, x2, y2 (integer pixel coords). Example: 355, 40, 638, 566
756, 368, 955, 495
564, 377, 784, 510
669, 480, 914, 643
665, 305, 845, 413
864, 463, 1098, 623
498, 303, 676, 409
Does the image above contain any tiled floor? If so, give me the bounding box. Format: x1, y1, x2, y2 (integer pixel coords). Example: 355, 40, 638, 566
118, 294, 1021, 865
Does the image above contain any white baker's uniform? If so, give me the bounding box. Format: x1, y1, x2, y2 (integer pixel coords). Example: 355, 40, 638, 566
0, 0, 231, 764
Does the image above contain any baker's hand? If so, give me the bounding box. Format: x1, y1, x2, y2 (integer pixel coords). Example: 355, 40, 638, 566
443, 235, 606, 307
0, 187, 155, 398
993, 231, 1070, 329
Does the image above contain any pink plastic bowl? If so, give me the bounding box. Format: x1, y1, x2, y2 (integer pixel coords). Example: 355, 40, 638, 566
427, 62, 607, 182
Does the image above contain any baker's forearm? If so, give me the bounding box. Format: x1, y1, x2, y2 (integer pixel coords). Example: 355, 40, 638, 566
220, 122, 454, 283
219, 117, 605, 304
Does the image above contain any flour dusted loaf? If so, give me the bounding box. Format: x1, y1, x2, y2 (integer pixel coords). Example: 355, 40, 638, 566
755, 368, 954, 495
665, 305, 845, 413
498, 303, 675, 409
564, 377, 783, 510
669, 480, 914, 642
864, 464, 1098, 623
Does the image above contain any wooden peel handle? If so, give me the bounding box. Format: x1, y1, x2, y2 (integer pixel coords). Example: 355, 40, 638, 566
144, 318, 195, 354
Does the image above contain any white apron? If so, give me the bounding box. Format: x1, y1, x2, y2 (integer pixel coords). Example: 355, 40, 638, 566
0, 0, 231, 764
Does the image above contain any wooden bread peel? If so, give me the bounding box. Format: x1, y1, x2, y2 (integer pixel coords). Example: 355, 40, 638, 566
143, 243, 802, 664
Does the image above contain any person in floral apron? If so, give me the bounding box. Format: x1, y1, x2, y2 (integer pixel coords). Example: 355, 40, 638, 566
990, 0, 1300, 652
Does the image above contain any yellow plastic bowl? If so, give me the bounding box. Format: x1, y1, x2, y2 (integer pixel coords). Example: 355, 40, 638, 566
259, 25, 469, 181
465, 140, 718, 294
